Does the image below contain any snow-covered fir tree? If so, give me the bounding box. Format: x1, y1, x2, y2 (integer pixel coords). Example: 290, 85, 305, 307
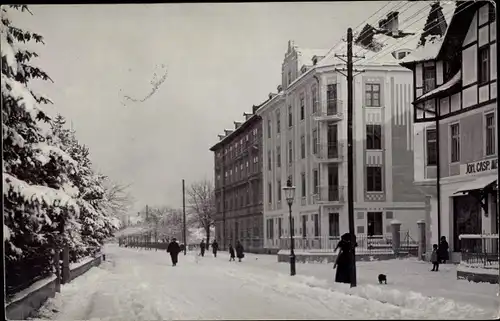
2, 5, 81, 263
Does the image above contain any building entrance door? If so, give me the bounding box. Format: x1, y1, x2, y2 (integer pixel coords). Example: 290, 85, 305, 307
453, 195, 482, 252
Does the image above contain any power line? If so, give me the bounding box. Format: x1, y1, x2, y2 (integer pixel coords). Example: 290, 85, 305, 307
356, 1, 470, 66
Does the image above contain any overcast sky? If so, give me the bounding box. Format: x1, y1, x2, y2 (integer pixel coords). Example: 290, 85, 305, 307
12, 1, 422, 213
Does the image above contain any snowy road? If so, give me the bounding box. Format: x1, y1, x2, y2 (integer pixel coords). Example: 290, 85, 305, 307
34, 244, 498, 320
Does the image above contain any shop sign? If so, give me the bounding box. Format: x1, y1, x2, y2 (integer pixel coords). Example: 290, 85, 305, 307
461, 158, 498, 175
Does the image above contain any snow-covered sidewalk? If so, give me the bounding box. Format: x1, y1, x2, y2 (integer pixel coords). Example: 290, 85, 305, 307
33, 244, 499, 320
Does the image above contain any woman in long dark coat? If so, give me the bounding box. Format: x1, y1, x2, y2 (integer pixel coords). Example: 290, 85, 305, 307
235, 241, 244, 262
438, 236, 449, 263
333, 233, 355, 284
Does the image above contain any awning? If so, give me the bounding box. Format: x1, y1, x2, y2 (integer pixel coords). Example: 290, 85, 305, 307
454, 175, 498, 195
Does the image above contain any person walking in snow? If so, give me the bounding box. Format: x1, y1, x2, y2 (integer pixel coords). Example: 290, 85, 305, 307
167, 237, 181, 267
200, 240, 206, 257
431, 244, 440, 271
235, 240, 244, 262
212, 240, 219, 258
438, 236, 449, 264
228, 244, 236, 261
333, 232, 355, 284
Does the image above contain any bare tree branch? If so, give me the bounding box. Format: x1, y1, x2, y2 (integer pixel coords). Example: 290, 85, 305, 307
186, 179, 216, 244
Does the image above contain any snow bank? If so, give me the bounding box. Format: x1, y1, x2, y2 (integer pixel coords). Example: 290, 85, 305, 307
457, 264, 500, 276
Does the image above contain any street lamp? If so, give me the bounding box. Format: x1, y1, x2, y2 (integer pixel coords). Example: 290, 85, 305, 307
282, 179, 296, 276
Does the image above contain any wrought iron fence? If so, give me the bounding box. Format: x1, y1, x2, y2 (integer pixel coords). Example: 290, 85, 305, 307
459, 234, 499, 268
276, 231, 418, 255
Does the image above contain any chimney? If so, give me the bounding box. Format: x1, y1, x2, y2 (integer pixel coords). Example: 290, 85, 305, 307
234, 121, 243, 129
389, 12, 399, 36
218, 134, 225, 141
277, 85, 282, 92
269, 93, 277, 100
224, 129, 234, 136
252, 105, 258, 114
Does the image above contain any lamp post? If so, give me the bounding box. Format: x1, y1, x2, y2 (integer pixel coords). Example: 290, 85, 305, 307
283, 179, 296, 276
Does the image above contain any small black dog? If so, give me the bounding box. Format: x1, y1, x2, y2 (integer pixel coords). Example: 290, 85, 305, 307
378, 274, 387, 284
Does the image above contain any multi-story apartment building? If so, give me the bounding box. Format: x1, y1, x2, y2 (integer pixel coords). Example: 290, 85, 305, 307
209, 104, 265, 252
401, 1, 497, 260
257, 12, 430, 251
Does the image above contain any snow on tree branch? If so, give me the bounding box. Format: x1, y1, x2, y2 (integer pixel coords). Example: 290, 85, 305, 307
186, 179, 216, 244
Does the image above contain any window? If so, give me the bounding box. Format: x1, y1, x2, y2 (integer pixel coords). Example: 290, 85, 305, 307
328, 213, 340, 237
268, 150, 272, 171
288, 140, 293, 164
365, 83, 381, 107
313, 214, 319, 237
278, 218, 282, 238
276, 146, 281, 167
426, 128, 437, 165
268, 182, 272, 204
423, 66, 436, 93
276, 110, 281, 134
312, 169, 319, 194
367, 166, 383, 191
366, 124, 382, 149
312, 87, 318, 114
327, 84, 337, 113
367, 212, 383, 236
301, 135, 306, 158
267, 219, 274, 239
443, 60, 453, 82
301, 172, 306, 198
450, 123, 460, 163
301, 215, 307, 238
288, 105, 293, 127
267, 119, 272, 138
300, 96, 305, 120
486, 113, 495, 156
277, 180, 282, 202
288, 70, 292, 86
479, 46, 490, 85
312, 129, 318, 154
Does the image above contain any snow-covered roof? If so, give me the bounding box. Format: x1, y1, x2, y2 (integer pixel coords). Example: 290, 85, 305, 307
415, 70, 461, 103
399, 2, 457, 65
400, 35, 445, 64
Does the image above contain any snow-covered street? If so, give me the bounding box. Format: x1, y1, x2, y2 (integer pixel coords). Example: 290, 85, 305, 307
33, 244, 499, 320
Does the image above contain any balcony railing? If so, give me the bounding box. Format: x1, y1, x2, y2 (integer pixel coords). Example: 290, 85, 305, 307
313, 99, 343, 121
459, 234, 499, 269
314, 186, 345, 203
315, 142, 344, 162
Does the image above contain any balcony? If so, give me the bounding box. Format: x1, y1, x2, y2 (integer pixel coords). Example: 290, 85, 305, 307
313, 99, 343, 122
314, 142, 344, 163
314, 186, 345, 204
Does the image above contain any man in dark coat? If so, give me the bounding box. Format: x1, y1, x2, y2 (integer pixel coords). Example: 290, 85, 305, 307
212, 240, 219, 258
167, 237, 181, 266
235, 240, 244, 262
200, 240, 206, 257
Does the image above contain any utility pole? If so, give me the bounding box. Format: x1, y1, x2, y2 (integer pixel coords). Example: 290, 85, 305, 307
335, 27, 365, 288
182, 179, 187, 255
146, 204, 149, 222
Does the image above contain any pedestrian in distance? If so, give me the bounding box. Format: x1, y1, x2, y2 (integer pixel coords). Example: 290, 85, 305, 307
200, 240, 206, 257
200, 240, 207, 257
167, 237, 181, 267
431, 244, 440, 271
438, 236, 449, 264
235, 240, 244, 262
228, 244, 236, 261
212, 239, 219, 258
